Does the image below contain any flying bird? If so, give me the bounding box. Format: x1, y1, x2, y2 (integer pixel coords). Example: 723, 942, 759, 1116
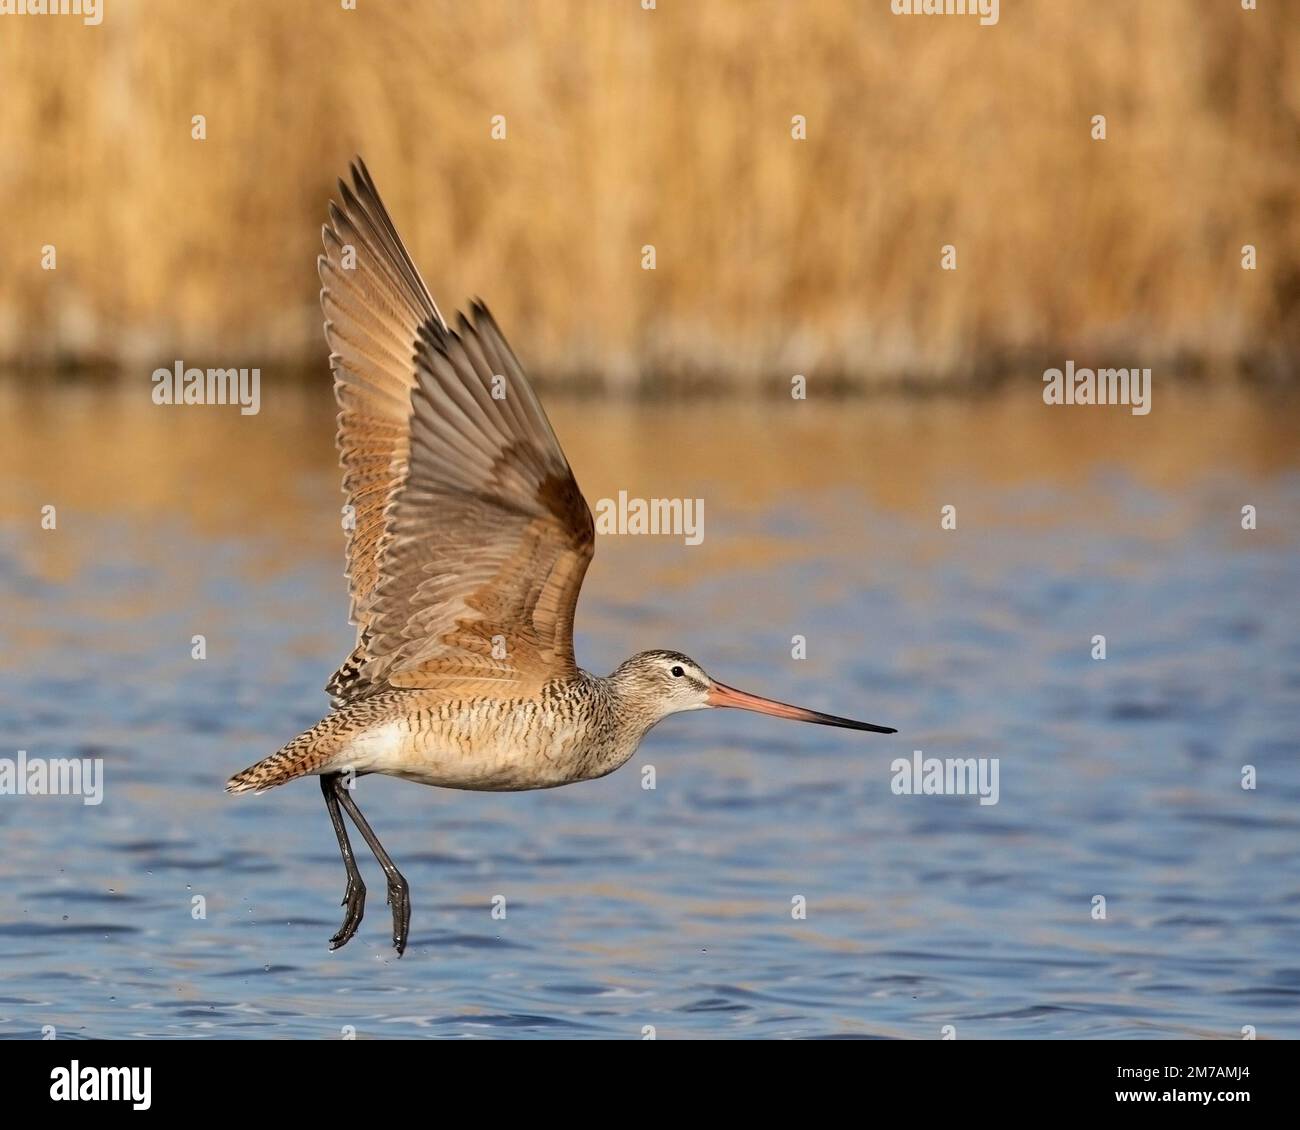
227, 160, 896, 955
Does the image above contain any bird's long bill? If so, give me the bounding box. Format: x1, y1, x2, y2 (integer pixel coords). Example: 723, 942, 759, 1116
706, 681, 896, 734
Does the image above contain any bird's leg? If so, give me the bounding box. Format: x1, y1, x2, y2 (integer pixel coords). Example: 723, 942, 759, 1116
336, 783, 411, 957
320, 774, 366, 950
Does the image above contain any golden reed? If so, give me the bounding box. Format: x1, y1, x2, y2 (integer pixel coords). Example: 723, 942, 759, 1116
0, 0, 1294, 388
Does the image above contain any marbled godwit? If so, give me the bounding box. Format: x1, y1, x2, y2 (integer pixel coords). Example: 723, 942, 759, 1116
226, 160, 896, 955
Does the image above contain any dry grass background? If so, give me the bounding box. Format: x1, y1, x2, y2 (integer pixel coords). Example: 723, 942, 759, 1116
0, 0, 1297, 389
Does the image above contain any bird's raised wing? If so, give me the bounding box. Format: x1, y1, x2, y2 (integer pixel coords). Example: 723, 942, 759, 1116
319, 160, 594, 702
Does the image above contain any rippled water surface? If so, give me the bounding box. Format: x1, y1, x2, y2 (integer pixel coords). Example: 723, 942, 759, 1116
1, 379, 1298, 1039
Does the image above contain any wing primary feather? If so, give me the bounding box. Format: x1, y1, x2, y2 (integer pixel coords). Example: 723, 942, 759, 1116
318, 161, 595, 703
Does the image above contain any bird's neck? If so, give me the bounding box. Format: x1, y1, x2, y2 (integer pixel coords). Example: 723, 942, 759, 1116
578, 669, 666, 758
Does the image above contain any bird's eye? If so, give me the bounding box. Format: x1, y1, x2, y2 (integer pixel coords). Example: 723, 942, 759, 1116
670, 665, 685, 678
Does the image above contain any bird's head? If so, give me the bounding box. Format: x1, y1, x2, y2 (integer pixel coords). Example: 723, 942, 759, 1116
608, 649, 896, 734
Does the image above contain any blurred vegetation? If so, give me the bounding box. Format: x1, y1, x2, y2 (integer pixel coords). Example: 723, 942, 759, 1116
0, 0, 1297, 389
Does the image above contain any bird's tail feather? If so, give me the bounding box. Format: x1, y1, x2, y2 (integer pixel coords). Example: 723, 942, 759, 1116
226, 720, 342, 795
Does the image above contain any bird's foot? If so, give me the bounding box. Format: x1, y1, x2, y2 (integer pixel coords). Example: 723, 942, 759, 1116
386, 874, 410, 956
329, 876, 366, 950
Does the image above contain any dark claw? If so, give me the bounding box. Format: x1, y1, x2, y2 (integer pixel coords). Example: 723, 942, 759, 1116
329, 876, 366, 950
387, 875, 410, 956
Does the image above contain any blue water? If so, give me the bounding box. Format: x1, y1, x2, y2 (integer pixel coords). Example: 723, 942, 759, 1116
1, 387, 1298, 1039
